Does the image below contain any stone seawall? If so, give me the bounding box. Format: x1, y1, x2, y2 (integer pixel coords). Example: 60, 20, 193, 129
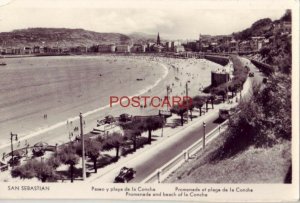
204, 55, 229, 66
250, 59, 274, 75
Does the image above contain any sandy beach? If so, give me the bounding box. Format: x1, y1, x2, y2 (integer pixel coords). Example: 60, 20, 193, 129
0, 55, 221, 151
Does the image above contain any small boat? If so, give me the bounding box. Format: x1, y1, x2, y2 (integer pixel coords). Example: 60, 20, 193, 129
0, 62, 6, 66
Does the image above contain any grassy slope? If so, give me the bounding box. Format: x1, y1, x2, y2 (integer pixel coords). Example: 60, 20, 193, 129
164, 133, 291, 183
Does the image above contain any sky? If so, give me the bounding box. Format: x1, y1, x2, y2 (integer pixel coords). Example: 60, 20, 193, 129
0, 0, 287, 40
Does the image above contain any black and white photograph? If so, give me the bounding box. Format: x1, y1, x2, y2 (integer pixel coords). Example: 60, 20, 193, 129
0, 0, 298, 201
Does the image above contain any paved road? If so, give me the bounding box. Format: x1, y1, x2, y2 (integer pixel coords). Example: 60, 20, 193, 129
131, 113, 219, 182
239, 57, 265, 90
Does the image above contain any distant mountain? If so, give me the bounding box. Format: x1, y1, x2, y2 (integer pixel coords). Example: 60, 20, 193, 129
128, 32, 159, 44
0, 28, 131, 47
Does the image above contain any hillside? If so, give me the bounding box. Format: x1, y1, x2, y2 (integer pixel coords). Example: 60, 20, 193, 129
233, 18, 273, 40
234, 9, 292, 73
128, 32, 158, 44
233, 10, 291, 41
0, 28, 132, 47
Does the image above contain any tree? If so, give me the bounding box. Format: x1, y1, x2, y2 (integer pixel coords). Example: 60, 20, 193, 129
184, 99, 194, 121
85, 139, 102, 173
124, 129, 141, 151
139, 116, 164, 144
260, 47, 271, 58
188, 104, 194, 121
56, 144, 79, 183
11, 160, 37, 180
210, 94, 216, 109
228, 84, 237, 98
280, 9, 291, 22
192, 96, 206, 116
11, 159, 58, 182
47, 156, 61, 169
217, 88, 227, 103
171, 105, 188, 126
205, 99, 209, 112
255, 74, 291, 140
102, 132, 124, 160
74, 139, 102, 173
35, 160, 58, 182
119, 121, 142, 151
233, 82, 242, 95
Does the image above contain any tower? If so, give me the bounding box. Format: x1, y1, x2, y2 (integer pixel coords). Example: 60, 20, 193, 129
157, 32, 161, 45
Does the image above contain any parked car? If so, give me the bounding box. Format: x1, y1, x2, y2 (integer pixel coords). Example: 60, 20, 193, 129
114, 167, 136, 183
249, 72, 254, 77
262, 77, 268, 84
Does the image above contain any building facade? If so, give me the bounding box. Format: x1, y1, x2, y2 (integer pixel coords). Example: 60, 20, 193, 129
98, 44, 116, 53
115, 45, 130, 53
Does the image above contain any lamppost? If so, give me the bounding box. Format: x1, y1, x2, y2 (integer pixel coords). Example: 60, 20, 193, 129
10, 132, 18, 168
202, 122, 206, 150
185, 80, 191, 123
166, 85, 171, 111
79, 113, 86, 181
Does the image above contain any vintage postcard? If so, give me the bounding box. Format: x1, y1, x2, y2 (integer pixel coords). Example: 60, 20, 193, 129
0, 0, 299, 201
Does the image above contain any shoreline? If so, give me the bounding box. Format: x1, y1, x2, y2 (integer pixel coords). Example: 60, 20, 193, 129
0, 59, 169, 149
